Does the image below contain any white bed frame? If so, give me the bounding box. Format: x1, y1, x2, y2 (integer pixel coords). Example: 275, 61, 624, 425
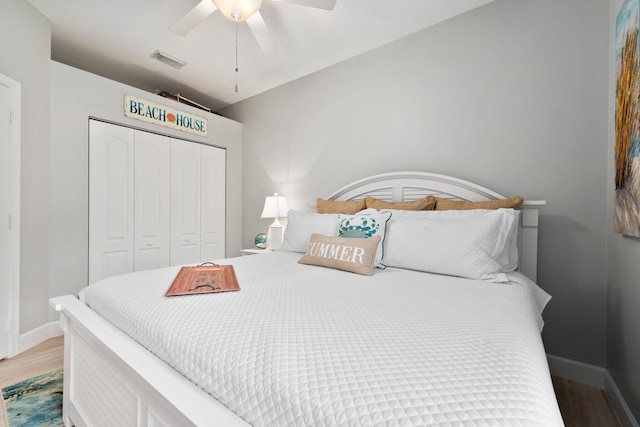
51, 171, 545, 427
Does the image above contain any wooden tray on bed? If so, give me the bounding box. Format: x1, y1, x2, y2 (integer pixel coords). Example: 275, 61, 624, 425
165, 264, 240, 296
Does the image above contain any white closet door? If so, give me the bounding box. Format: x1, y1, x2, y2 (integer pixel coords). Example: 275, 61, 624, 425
134, 131, 170, 271
89, 121, 135, 283
201, 145, 226, 261
170, 138, 201, 265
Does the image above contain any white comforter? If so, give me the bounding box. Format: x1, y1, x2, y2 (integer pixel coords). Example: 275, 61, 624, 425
80, 251, 563, 426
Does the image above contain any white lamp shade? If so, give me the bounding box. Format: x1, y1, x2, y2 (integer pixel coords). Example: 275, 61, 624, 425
212, 0, 262, 22
261, 194, 289, 219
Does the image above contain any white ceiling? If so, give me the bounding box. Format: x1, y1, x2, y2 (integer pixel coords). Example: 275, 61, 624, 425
28, 0, 494, 112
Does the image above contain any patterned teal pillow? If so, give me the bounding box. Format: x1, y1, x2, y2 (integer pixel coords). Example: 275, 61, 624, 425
339, 216, 381, 238
338, 211, 391, 266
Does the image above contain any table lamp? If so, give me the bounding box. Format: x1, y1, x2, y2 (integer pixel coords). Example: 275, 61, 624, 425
261, 193, 289, 250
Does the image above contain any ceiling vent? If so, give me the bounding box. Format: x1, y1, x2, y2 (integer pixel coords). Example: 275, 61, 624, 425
150, 50, 186, 69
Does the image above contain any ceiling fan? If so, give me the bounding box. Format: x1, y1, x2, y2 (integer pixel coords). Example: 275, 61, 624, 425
170, 0, 337, 54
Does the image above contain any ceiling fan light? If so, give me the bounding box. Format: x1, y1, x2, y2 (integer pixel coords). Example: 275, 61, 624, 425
212, 0, 262, 22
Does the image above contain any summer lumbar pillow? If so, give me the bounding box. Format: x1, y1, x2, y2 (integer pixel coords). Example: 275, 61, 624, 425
280, 210, 340, 253
338, 210, 392, 266
298, 234, 381, 276
382, 209, 516, 282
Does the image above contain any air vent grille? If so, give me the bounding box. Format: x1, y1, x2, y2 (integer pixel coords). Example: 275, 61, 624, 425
150, 50, 186, 69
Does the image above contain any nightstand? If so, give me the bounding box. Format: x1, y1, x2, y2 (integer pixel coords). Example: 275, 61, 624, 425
240, 248, 271, 256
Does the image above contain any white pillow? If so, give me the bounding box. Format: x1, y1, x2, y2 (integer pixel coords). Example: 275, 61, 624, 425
280, 210, 340, 253
360, 208, 519, 271
382, 209, 517, 282
338, 211, 392, 266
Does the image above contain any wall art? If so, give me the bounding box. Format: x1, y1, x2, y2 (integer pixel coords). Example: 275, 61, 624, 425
615, 0, 640, 236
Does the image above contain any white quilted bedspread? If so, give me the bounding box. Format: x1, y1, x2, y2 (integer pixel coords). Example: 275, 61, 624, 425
80, 251, 563, 427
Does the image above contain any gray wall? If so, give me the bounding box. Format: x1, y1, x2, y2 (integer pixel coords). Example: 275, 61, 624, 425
1, 2, 244, 344
608, 0, 640, 420
49, 62, 243, 307
222, 0, 610, 366
0, 0, 51, 333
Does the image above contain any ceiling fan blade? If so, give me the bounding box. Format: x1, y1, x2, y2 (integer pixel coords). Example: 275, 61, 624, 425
274, 0, 337, 11
246, 12, 278, 54
169, 0, 218, 36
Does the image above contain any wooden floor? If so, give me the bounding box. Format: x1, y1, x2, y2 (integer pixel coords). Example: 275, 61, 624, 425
553, 376, 621, 427
0, 337, 622, 427
0, 336, 64, 427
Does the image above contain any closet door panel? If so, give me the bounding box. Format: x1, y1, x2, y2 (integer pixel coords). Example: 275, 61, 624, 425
134, 131, 170, 271
201, 145, 226, 261
171, 139, 201, 265
89, 121, 135, 283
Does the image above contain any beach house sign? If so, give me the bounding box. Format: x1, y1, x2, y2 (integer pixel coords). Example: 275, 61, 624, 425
124, 94, 208, 137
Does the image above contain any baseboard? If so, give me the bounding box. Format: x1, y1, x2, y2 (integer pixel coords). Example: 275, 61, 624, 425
547, 354, 606, 388
17, 321, 62, 355
604, 371, 640, 427
547, 354, 639, 427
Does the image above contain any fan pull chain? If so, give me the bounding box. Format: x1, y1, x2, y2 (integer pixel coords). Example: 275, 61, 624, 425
234, 17, 239, 93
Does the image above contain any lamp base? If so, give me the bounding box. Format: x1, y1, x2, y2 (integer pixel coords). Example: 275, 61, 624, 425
268, 218, 284, 250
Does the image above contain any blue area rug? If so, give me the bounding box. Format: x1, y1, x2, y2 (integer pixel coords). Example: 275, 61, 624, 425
2, 369, 63, 427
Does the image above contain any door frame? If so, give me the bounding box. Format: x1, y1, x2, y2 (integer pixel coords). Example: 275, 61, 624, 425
0, 72, 21, 357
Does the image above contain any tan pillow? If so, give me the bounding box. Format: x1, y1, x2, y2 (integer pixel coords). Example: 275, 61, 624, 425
434, 196, 524, 211
316, 198, 366, 214
298, 234, 381, 276
365, 195, 436, 211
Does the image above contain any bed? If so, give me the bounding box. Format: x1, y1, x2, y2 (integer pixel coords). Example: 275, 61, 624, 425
51, 171, 561, 427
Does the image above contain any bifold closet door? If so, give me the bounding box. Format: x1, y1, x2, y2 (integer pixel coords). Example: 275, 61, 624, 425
170, 140, 226, 265
89, 121, 135, 284
90, 121, 226, 282
90, 122, 171, 282
201, 145, 226, 261
134, 131, 170, 271
170, 138, 202, 265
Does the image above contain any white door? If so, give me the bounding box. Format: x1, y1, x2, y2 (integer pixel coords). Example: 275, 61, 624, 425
170, 138, 201, 265
0, 83, 10, 359
134, 131, 170, 271
201, 145, 226, 261
89, 121, 135, 283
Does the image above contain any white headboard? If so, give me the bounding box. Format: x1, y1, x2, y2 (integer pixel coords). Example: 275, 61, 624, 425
327, 171, 546, 282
